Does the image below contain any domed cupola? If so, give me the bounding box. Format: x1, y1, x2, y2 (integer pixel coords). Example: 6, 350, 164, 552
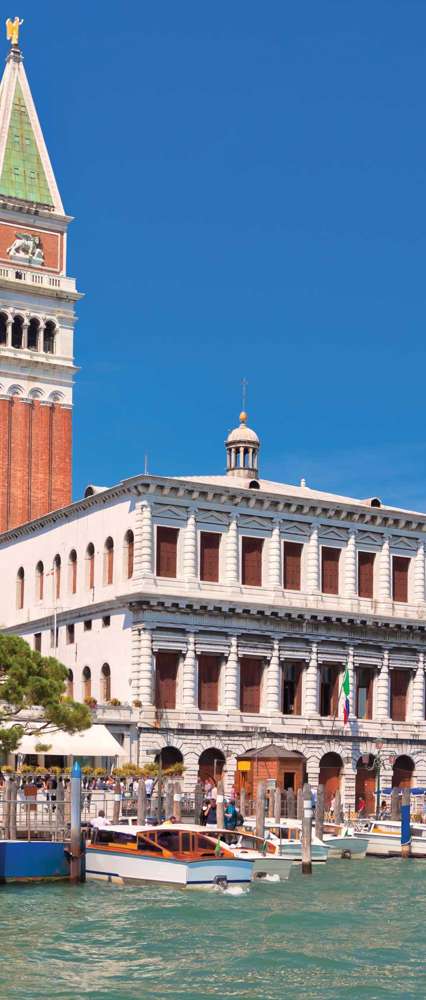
225, 411, 260, 479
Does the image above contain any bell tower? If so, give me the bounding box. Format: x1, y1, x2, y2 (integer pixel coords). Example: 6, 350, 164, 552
0, 24, 81, 531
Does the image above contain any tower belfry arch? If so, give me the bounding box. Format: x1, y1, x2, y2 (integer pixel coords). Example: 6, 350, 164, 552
0, 23, 82, 531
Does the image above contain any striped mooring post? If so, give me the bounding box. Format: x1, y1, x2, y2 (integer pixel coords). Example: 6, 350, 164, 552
70, 760, 83, 883
401, 787, 411, 859
301, 783, 313, 876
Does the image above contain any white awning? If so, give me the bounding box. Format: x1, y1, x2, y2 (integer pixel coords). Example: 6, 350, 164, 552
14, 724, 126, 758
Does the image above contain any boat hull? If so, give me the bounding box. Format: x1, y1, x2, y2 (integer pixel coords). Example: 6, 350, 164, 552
86, 847, 252, 886
275, 842, 328, 863
324, 836, 368, 859
365, 837, 426, 858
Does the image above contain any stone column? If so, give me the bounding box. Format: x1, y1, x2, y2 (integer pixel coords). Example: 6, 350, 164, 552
264, 639, 281, 713
6, 316, 12, 347
223, 636, 240, 711
37, 319, 45, 352
183, 509, 197, 583
22, 319, 28, 350
306, 523, 320, 594
134, 500, 153, 580
131, 627, 142, 700
344, 529, 357, 598
345, 646, 355, 718
226, 514, 239, 586
411, 652, 425, 723
269, 520, 282, 589
376, 649, 390, 721
182, 633, 197, 708
139, 627, 154, 707
414, 542, 425, 605
304, 642, 319, 716
378, 534, 391, 601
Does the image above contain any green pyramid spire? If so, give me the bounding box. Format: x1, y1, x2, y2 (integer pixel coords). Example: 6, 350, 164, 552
0, 78, 53, 205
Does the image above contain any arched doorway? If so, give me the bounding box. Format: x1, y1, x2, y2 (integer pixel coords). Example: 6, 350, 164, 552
355, 754, 376, 815
392, 755, 414, 789
155, 747, 183, 770
318, 752, 343, 810
198, 748, 225, 784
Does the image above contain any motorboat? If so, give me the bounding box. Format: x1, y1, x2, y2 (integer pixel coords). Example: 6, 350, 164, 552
86, 825, 253, 887
353, 818, 426, 858
243, 818, 329, 862
179, 826, 293, 880
320, 822, 368, 859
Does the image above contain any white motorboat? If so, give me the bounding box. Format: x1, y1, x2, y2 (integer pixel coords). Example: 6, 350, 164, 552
243, 818, 329, 863
184, 826, 293, 880
353, 819, 426, 858
86, 825, 253, 887
321, 823, 368, 859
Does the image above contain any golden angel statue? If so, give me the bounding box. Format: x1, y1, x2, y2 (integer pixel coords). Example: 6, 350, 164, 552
6, 17, 23, 46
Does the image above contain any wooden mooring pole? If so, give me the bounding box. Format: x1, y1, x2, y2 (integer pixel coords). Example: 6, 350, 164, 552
301, 783, 313, 875
173, 782, 182, 822
165, 781, 174, 820
137, 779, 147, 825
401, 787, 411, 859
239, 787, 246, 821
70, 761, 82, 883
9, 779, 17, 840
216, 779, 225, 828
297, 787, 304, 821
274, 785, 282, 824
256, 781, 266, 840
315, 784, 325, 842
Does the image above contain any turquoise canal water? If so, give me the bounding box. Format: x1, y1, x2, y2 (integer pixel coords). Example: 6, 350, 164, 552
1, 859, 425, 1000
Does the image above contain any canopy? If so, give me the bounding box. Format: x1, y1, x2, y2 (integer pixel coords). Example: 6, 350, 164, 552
13, 723, 126, 758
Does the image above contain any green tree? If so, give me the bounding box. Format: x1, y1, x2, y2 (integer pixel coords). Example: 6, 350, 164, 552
0, 634, 91, 755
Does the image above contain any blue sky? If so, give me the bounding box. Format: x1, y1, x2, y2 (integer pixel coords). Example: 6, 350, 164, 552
15, 1, 426, 509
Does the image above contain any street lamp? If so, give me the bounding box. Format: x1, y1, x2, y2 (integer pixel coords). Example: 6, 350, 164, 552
146, 747, 163, 821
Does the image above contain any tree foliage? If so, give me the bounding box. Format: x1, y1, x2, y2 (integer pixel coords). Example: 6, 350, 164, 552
0, 634, 91, 754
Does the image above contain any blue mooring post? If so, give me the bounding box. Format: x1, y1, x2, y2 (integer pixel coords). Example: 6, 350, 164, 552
400, 787, 411, 859
70, 760, 82, 882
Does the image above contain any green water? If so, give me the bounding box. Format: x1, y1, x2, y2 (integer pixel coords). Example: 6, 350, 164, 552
1, 859, 425, 1000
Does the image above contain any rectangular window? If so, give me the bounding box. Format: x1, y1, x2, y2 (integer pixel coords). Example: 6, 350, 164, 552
356, 668, 374, 719
50, 627, 58, 648
390, 668, 409, 722
241, 537, 263, 587
66, 624, 75, 645
200, 532, 220, 583
198, 654, 220, 711
155, 651, 178, 710
358, 551, 375, 599
320, 665, 339, 717
102, 616, 110, 628
156, 526, 178, 578
283, 542, 302, 591
84, 619, 92, 631
392, 556, 409, 603
282, 663, 303, 715
321, 547, 340, 595
240, 657, 262, 713
34, 633, 42, 653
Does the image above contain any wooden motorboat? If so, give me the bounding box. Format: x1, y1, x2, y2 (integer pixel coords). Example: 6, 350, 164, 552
175, 826, 293, 880
86, 825, 253, 887
353, 819, 426, 858
321, 823, 368, 859
243, 818, 329, 863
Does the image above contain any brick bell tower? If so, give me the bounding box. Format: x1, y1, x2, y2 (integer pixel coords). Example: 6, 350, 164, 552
0, 24, 81, 532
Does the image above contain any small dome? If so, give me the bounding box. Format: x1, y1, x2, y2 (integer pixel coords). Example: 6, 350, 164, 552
226, 412, 260, 446
225, 411, 260, 478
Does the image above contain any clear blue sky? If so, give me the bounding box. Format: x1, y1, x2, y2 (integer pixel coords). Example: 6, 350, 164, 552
15, 1, 426, 509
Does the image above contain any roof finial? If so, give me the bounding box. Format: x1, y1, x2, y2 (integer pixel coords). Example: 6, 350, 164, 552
240, 377, 248, 424
6, 17, 23, 47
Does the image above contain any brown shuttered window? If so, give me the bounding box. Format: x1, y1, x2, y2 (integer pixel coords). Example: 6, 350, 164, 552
390, 669, 409, 722
240, 657, 262, 713
358, 551, 375, 599
392, 556, 409, 603
283, 663, 303, 715
156, 526, 178, 578
200, 532, 220, 582
320, 666, 339, 717
321, 547, 340, 595
283, 542, 302, 591
155, 652, 178, 710
198, 654, 220, 710
356, 668, 374, 719
241, 537, 263, 587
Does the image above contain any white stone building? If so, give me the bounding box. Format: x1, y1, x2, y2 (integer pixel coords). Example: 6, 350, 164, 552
1, 411, 426, 810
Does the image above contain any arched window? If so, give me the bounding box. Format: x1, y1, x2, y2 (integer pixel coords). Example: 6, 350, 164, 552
68, 549, 77, 594
82, 666, 91, 700
67, 669, 74, 699
53, 554, 61, 599
12, 314, 23, 349
104, 537, 114, 585
16, 567, 24, 609
86, 543, 95, 589
0, 312, 7, 346
101, 663, 111, 702
43, 320, 55, 354
124, 529, 134, 579
35, 560, 44, 601
27, 317, 39, 351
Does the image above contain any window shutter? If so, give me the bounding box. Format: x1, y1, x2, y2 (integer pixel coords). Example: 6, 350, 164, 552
294, 665, 303, 715
156, 527, 178, 578
358, 551, 375, 599
390, 669, 409, 722
330, 668, 340, 716
392, 556, 409, 603
198, 655, 220, 710
321, 547, 340, 595
283, 542, 302, 591
241, 537, 263, 587
200, 532, 220, 582
366, 670, 373, 720
155, 652, 178, 710
240, 657, 262, 713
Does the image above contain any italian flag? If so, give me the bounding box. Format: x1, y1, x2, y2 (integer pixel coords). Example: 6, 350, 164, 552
343, 666, 350, 724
